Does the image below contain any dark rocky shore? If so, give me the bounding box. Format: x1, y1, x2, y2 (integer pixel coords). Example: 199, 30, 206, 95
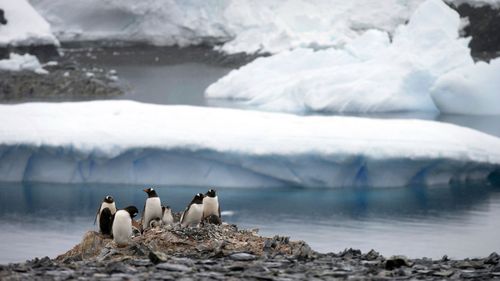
1, 223, 500, 281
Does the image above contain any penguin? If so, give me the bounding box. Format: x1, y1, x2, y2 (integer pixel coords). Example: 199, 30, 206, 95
149, 218, 162, 228
180, 193, 204, 228
202, 189, 221, 222
95, 196, 117, 235
112, 206, 139, 247
162, 205, 174, 226
141, 187, 162, 230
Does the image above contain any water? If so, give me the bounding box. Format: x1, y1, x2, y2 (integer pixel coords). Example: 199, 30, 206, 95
0, 182, 499, 264
1, 46, 499, 264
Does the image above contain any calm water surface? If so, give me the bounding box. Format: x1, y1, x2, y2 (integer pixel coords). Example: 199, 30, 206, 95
0, 182, 499, 264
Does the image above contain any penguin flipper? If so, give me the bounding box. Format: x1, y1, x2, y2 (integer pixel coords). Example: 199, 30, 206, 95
218, 205, 221, 219
180, 205, 189, 225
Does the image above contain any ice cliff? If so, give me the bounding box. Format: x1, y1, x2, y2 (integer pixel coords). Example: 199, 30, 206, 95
0, 101, 499, 188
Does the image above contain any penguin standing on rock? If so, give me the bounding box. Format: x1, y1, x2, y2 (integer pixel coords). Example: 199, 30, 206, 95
180, 193, 204, 228
203, 189, 221, 224
112, 206, 139, 247
162, 205, 174, 226
95, 196, 116, 235
142, 188, 162, 230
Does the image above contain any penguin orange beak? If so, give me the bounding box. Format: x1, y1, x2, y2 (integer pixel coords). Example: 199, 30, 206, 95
143, 188, 149, 193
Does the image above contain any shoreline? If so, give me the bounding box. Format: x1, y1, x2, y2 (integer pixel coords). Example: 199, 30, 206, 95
1, 223, 499, 280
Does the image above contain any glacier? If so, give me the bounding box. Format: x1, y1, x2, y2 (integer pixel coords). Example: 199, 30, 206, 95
0, 100, 499, 188
0, 0, 58, 47
29, 0, 423, 54
205, 0, 500, 115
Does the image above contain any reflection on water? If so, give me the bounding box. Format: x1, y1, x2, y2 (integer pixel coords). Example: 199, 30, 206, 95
0, 182, 499, 263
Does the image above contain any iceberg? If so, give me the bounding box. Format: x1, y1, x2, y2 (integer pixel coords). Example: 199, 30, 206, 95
0, 100, 499, 188
0, 0, 58, 47
205, 0, 500, 115
29, 0, 423, 54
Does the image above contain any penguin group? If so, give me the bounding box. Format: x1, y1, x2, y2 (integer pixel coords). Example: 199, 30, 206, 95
95, 188, 221, 247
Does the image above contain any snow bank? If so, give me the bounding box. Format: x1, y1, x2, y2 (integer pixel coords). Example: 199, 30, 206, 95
0, 100, 499, 188
0, 53, 47, 74
0, 0, 58, 47
29, 0, 422, 54
431, 58, 500, 115
206, 0, 500, 115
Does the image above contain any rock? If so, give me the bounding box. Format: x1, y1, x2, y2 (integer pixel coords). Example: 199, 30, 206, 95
156, 263, 190, 272
363, 249, 380, 261
385, 256, 412, 270
485, 252, 500, 265
149, 251, 169, 264
229, 253, 257, 261
433, 270, 455, 277
454, 3, 500, 60
340, 248, 362, 259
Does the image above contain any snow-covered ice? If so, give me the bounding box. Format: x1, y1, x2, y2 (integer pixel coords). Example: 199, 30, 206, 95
206, 0, 500, 115
0, 100, 499, 188
0, 53, 47, 74
431, 59, 500, 115
29, 0, 423, 54
0, 0, 58, 47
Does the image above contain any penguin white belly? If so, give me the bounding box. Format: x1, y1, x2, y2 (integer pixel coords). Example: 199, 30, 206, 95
162, 210, 174, 226
143, 197, 162, 229
112, 210, 132, 246
181, 204, 204, 227
97, 202, 116, 222
203, 196, 219, 218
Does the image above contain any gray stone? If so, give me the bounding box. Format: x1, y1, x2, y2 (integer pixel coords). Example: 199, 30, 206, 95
229, 252, 257, 261
156, 263, 190, 272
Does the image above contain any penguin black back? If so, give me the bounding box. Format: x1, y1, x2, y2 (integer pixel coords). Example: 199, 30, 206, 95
143, 188, 158, 198
99, 208, 114, 236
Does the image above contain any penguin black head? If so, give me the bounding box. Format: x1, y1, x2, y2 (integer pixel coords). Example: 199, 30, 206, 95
206, 189, 217, 198
103, 195, 114, 203
192, 193, 204, 204
124, 206, 139, 218
143, 187, 158, 198
162, 205, 171, 212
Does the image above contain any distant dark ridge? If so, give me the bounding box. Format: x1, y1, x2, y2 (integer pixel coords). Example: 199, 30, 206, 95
453, 3, 500, 61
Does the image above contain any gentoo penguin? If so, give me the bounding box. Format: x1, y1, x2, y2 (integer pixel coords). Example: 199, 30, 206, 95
203, 189, 221, 220
162, 205, 174, 226
180, 193, 204, 228
112, 206, 139, 247
95, 196, 117, 235
142, 188, 162, 230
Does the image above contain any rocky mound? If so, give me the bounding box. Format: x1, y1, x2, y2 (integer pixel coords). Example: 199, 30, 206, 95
1, 223, 500, 280
57, 223, 313, 263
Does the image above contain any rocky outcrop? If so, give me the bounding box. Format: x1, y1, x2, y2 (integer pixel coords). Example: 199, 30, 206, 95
454, 3, 500, 60
0, 56, 123, 101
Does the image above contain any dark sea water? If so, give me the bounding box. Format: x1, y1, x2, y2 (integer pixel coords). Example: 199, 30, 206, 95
1, 182, 500, 264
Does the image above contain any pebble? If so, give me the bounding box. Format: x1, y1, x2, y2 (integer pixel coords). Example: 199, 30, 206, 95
230, 253, 257, 261
156, 263, 190, 272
